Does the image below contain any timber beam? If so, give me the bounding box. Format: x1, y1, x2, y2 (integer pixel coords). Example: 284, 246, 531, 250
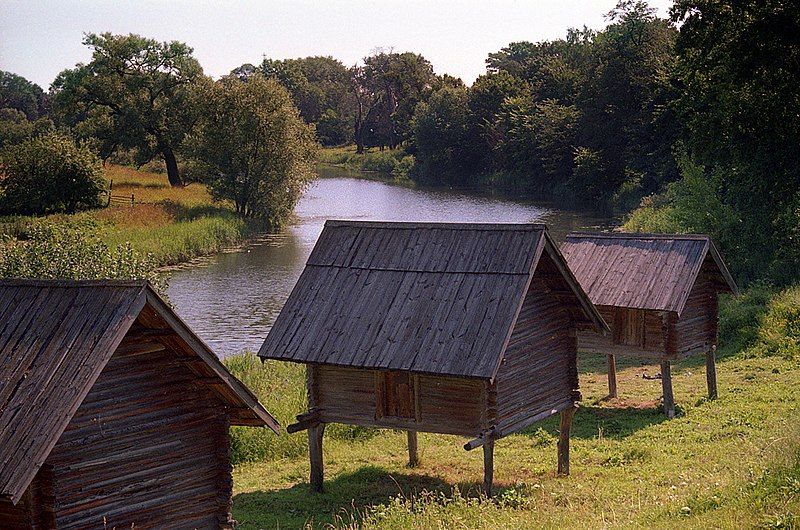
287, 409, 321, 434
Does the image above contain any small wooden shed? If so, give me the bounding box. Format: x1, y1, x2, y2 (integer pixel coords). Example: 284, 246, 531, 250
0, 279, 279, 529
560, 232, 738, 417
258, 221, 607, 495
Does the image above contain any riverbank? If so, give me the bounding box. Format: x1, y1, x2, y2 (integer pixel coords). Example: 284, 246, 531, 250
225, 284, 800, 528
0, 165, 262, 276
319, 146, 413, 180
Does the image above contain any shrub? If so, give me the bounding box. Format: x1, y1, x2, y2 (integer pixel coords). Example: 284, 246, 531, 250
0, 132, 106, 215
756, 285, 800, 360
0, 219, 159, 286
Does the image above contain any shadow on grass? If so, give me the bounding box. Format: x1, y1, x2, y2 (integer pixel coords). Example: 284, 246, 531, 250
519, 404, 671, 442
233, 465, 484, 528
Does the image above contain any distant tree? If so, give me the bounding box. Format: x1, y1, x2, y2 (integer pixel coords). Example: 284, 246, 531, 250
0, 108, 53, 148
412, 86, 474, 184
189, 75, 317, 225
51, 33, 205, 186
0, 131, 106, 215
0, 71, 48, 120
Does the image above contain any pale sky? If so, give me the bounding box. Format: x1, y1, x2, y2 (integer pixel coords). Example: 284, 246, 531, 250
1, 0, 673, 90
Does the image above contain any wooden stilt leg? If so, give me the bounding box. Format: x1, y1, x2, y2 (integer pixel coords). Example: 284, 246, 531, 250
607, 354, 618, 398
558, 406, 576, 476
407, 431, 419, 467
661, 360, 675, 419
483, 440, 494, 497
309, 423, 325, 492
706, 347, 718, 400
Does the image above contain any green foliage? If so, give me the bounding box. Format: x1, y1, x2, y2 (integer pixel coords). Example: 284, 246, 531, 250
671, 0, 800, 285
750, 286, 800, 361
51, 33, 205, 186
320, 147, 410, 179
0, 219, 158, 284
0, 70, 48, 120
0, 108, 54, 149
189, 75, 317, 225
0, 131, 106, 215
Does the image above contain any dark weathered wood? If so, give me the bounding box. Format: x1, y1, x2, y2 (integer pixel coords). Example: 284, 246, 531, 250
309, 424, 326, 493
706, 347, 718, 400
607, 354, 618, 398
661, 361, 676, 419
558, 406, 576, 476
287, 410, 321, 433
407, 431, 419, 467
483, 440, 494, 497
0, 280, 277, 526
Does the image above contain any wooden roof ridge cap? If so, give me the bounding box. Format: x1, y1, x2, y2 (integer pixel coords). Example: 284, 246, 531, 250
564, 231, 711, 242
0, 278, 150, 288
302, 263, 534, 275
324, 219, 549, 231
542, 231, 610, 334
142, 287, 280, 433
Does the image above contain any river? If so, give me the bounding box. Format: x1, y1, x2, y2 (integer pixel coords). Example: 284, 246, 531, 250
166, 168, 617, 357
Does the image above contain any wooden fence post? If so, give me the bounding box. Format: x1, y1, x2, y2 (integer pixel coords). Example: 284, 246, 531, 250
309, 423, 325, 492
558, 406, 577, 476
706, 346, 718, 400
607, 354, 618, 398
661, 360, 676, 419
483, 440, 494, 497
407, 431, 419, 467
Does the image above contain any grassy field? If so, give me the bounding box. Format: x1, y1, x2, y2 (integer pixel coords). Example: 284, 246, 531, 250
0, 165, 259, 270
227, 288, 800, 529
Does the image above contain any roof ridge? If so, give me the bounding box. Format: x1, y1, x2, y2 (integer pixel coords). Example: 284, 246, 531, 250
566, 231, 710, 241
0, 279, 149, 288
324, 220, 548, 231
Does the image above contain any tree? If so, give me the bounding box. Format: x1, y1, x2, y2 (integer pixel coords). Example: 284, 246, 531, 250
0, 132, 106, 215
189, 75, 317, 225
0, 108, 53, 149
51, 33, 205, 186
0, 71, 48, 120
672, 0, 800, 282
412, 86, 474, 184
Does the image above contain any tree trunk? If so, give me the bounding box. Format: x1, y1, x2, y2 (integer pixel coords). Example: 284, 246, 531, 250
162, 146, 183, 187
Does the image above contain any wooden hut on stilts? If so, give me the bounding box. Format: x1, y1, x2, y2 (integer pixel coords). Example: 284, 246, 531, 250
560, 232, 738, 418
0, 280, 279, 529
258, 221, 607, 496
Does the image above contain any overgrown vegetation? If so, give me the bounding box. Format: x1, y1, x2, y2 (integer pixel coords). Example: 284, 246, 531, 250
319, 146, 413, 179
226, 284, 800, 528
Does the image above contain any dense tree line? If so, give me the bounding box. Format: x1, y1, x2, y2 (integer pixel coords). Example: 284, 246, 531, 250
0, 0, 797, 282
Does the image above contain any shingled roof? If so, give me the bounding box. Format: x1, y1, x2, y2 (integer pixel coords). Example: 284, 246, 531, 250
258, 221, 605, 379
560, 232, 738, 314
0, 280, 278, 504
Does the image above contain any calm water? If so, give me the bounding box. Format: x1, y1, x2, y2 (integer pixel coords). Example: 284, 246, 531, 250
166, 168, 616, 357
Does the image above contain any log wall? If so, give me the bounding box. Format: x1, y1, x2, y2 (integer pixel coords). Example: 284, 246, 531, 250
675, 268, 718, 358
493, 275, 578, 434
40, 333, 235, 529
577, 305, 668, 359
0, 466, 54, 530
314, 365, 485, 436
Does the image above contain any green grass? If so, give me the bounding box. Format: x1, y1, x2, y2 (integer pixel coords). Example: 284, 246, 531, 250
226, 287, 800, 528
319, 146, 413, 179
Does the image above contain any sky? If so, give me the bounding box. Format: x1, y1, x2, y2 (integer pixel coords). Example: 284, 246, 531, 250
1, 0, 673, 90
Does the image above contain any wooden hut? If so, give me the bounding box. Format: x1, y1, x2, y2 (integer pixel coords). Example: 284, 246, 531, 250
0, 279, 279, 529
560, 232, 738, 418
258, 221, 607, 495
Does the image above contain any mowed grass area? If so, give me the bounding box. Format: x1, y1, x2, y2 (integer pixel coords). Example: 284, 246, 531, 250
230, 349, 800, 529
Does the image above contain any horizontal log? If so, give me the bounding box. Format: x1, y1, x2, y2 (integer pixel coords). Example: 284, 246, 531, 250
464, 428, 497, 451
286, 410, 321, 434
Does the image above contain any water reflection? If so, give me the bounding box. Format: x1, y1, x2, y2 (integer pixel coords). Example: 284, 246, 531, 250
166, 171, 616, 357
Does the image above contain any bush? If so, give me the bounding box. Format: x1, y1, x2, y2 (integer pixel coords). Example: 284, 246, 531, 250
0, 218, 159, 286
756, 286, 800, 360
0, 132, 106, 215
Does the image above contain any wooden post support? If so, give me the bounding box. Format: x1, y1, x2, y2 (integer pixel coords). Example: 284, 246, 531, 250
308, 423, 325, 492
483, 440, 494, 497
607, 354, 618, 398
661, 360, 676, 419
706, 346, 718, 400
407, 431, 419, 467
557, 406, 576, 476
